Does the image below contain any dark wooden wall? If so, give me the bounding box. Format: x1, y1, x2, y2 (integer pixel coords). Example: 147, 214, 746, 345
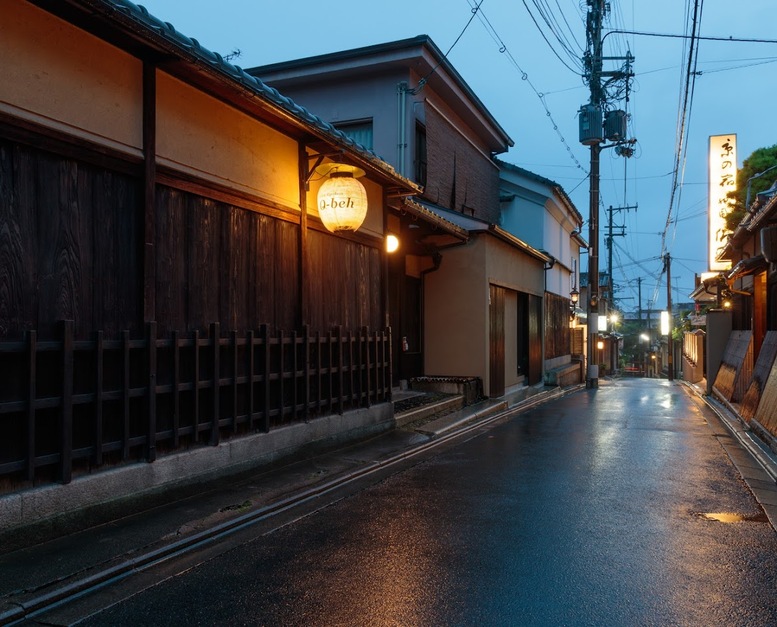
544, 292, 572, 360
0, 140, 141, 340
154, 186, 300, 336
306, 229, 383, 332
0, 135, 385, 342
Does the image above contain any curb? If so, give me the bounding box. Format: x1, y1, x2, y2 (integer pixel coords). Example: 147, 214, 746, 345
682, 381, 777, 533
683, 381, 777, 483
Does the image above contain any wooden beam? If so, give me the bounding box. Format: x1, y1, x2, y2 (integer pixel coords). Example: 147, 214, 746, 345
143, 61, 157, 322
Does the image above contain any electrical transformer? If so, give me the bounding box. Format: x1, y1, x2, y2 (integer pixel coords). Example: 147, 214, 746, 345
578, 104, 603, 145
604, 109, 628, 141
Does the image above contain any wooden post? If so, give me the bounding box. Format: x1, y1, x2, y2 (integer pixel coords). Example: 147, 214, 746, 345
231, 330, 239, 433
386, 326, 393, 401
61, 320, 74, 484
142, 61, 157, 322
316, 330, 322, 411
363, 327, 372, 407
122, 329, 130, 461
292, 330, 298, 421
298, 144, 309, 328
193, 329, 200, 442
278, 329, 285, 424
337, 326, 344, 415
348, 329, 355, 405
247, 329, 255, 430
327, 329, 334, 412
26, 330, 37, 482
146, 322, 157, 462
303, 324, 310, 422
172, 330, 180, 448
210, 322, 220, 445
94, 330, 103, 467
262, 323, 270, 433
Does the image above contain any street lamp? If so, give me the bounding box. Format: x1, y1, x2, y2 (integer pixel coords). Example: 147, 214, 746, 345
660, 311, 670, 336
640, 333, 650, 377
569, 288, 579, 320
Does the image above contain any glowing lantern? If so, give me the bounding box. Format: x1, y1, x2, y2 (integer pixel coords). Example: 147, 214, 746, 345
316, 164, 368, 233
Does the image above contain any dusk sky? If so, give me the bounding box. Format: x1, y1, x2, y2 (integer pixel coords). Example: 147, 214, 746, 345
138, 0, 777, 313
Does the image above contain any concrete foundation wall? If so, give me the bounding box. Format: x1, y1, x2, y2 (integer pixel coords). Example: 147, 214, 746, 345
0, 404, 393, 532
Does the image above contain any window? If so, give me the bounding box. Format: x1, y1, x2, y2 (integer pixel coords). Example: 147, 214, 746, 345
334, 120, 373, 151
415, 123, 427, 187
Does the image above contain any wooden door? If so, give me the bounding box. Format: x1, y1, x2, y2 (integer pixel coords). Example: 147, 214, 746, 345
489, 285, 505, 397
528, 293, 543, 385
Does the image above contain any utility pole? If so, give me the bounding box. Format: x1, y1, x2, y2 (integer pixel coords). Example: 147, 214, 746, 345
606, 204, 637, 309
579, 0, 634, 388
664, 253, 674, 381
581, 0, 605, 388
637, 277, 642, 322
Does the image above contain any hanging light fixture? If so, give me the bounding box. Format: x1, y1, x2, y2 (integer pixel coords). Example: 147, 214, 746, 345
569, 287, 579, 320
315, 164, 368, 233
386, 233, 400, 253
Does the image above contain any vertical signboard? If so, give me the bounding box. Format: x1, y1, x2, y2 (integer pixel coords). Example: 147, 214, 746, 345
708, 134, 736, 272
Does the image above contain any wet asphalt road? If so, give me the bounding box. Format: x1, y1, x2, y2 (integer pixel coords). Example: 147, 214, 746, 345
77, 379, 777, 626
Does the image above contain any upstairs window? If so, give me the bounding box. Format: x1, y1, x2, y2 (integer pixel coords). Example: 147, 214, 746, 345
415, 123, 427, 187
335, 120, 373, 151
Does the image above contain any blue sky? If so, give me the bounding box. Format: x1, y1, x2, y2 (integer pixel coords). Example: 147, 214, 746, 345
138, 0, 776, 312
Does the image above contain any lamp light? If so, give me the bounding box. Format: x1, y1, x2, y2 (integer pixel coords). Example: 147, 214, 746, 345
596, 340, 605, 350
315, 164, 368, 233
386, 233, 400, 253
660, 310, 670, 336
569, 288, 579, 321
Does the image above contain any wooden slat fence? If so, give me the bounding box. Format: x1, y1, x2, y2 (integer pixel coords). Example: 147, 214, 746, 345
0, 321, 392, 487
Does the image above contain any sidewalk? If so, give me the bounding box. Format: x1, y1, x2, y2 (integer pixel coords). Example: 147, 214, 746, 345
683, 379, 777, 530
0, 383, 576, 626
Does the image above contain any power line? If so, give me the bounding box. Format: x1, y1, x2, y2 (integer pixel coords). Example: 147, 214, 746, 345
520, 0, 584, 72
467, 0, 588, 173
656, 0, 704, 310
410, 0, 485, 93
604, 29, 777, 45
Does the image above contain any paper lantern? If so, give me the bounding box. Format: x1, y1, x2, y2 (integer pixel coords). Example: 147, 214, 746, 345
317, 167, 368, 233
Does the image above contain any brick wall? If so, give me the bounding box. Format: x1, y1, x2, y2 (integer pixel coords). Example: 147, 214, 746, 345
423, 106, 501, 224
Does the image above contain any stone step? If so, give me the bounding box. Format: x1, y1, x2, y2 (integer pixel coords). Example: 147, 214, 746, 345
414, 398, 508, 437
394, 394, 465, 428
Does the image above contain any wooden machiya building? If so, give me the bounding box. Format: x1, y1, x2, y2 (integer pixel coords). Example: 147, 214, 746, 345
0, 0, 421, 525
